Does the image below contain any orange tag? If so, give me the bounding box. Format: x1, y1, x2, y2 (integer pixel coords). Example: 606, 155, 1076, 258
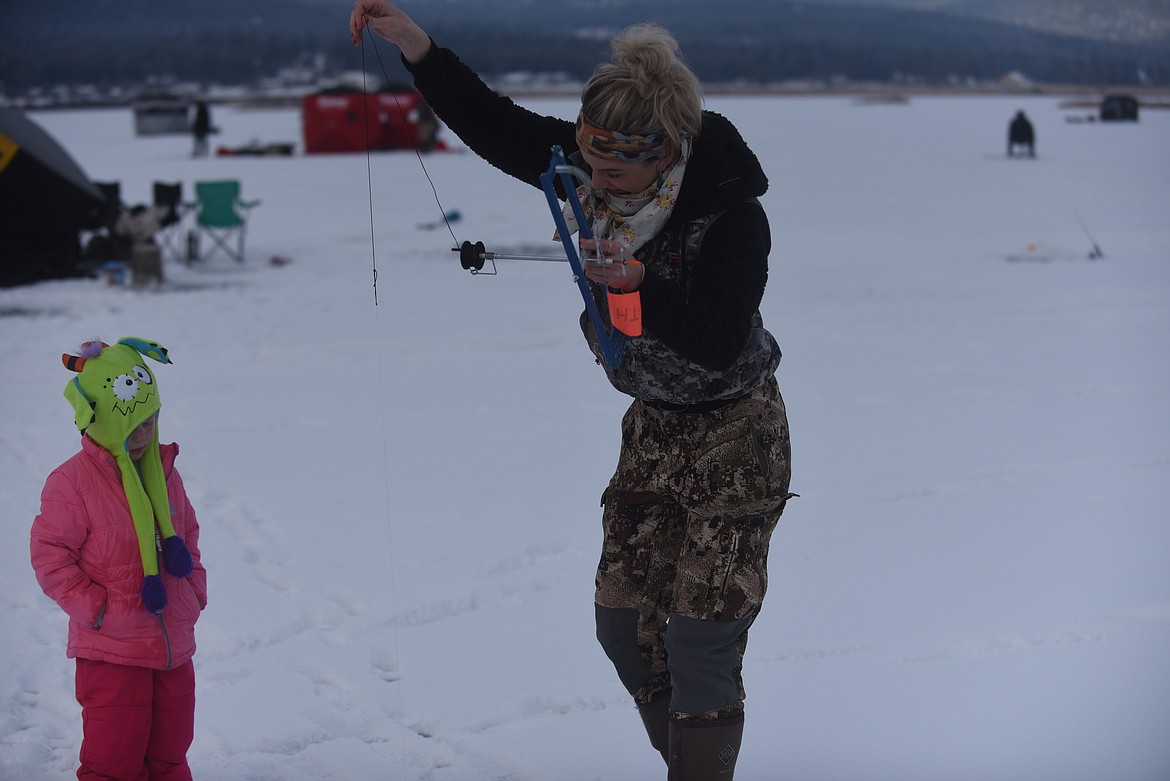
607, 289, 642, 337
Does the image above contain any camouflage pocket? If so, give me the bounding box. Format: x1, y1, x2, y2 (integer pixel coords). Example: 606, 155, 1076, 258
674, 510, 779, 621
678, 414, 776, 515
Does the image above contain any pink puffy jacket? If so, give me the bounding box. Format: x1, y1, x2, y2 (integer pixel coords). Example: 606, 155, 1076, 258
31, 436, 207, 670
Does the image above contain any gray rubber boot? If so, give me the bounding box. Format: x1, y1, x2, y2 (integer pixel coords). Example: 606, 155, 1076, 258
667, 713, 744, 780
637, 694, 671, 764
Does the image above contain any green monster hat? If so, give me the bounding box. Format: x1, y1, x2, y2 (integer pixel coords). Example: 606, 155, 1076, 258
62, 337, 192, 614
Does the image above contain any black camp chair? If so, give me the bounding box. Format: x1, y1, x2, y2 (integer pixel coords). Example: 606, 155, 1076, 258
152, 181, 185, 264
82, 181, 133, 263
95, 181, 123, 225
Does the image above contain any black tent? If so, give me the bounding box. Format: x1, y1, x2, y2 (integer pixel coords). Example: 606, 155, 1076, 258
0, 107, 106, 286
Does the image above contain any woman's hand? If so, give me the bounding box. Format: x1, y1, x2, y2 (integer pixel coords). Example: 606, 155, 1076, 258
350, 0, 432, 64
580, 238, 645, 292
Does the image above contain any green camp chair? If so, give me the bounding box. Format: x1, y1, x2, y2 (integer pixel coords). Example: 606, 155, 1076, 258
185, 180, 260, 263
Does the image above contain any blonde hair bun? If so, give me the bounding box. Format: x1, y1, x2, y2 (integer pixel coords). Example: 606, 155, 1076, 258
581, 24, 703, 154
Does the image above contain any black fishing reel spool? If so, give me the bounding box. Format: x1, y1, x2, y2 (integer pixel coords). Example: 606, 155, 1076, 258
454, 238, 570, 275
456, 240, 486, 272
451, 240, 498, 274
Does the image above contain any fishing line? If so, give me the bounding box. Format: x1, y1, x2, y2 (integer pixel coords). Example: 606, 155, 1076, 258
360, 46, 380, 305
363, 32, 462, 251
358, 30, 417, 778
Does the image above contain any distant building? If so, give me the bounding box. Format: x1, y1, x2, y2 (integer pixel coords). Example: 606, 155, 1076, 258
999, 71, 1036, 90
1100, 94, 1139, 122
132, 93, 191, 136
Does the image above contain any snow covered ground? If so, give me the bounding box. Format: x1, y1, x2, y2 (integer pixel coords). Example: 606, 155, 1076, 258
2, 89, 1168, 781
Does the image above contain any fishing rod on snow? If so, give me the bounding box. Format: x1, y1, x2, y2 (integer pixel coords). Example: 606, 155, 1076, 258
1068, 201, 1105, 259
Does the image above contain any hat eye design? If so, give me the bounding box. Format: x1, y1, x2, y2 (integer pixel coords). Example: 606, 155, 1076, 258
132, 365, 153, 385
112, 373, 141, 402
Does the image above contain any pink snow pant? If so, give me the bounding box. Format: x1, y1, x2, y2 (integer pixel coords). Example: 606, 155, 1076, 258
75, 658, 196, 781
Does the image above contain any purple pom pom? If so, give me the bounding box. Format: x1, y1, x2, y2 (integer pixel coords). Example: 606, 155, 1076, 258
142, 575, 168, 614
79, 340, 105, 358
162, 536, 193, 578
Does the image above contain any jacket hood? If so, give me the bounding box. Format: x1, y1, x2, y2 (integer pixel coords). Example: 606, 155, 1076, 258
673, 111, 768, 221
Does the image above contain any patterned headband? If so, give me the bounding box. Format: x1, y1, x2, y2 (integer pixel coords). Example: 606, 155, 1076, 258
576, 113, 671, 163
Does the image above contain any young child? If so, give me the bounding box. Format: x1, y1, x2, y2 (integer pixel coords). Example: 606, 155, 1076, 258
31, 337, 207, 781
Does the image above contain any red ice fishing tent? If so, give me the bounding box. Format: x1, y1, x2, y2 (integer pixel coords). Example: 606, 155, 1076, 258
0, 107, 106, 286
301, 85, 441, 154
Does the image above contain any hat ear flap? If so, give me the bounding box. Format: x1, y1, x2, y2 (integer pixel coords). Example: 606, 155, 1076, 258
63, 377, 97, 432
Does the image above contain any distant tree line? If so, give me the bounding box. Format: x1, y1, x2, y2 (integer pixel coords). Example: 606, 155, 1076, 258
2, 0, 1166, 93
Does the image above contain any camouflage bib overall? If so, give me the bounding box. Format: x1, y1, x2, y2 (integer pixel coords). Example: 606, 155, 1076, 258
591, 206, 794, 711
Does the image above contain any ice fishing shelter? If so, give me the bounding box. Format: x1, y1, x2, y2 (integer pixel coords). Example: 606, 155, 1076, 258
1100, 94, 1139, 122
301, 86, 439, 154
0, 107, 106, 286
133, 92, 192, 135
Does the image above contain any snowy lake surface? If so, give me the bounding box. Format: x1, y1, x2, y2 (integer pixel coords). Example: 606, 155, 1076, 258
2, 91, 1168, 780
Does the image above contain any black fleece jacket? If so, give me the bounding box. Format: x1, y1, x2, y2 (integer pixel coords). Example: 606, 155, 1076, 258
405, 41, 774, 371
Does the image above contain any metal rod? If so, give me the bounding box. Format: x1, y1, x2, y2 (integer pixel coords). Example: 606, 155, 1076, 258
454, 240, 623, 271
482, 252, 566, 263
472, 250, 625, 265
